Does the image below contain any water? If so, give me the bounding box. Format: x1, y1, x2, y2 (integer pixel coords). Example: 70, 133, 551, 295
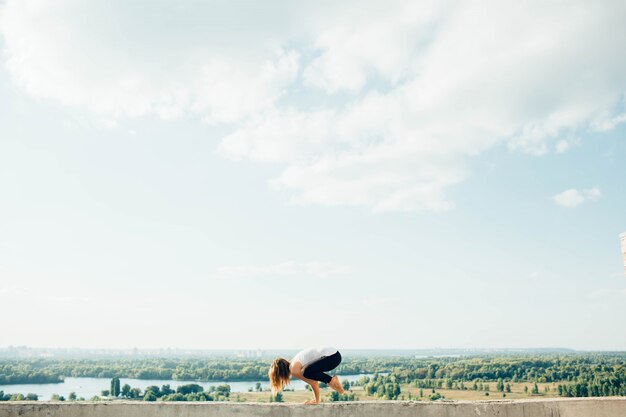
0, 374, 377, 400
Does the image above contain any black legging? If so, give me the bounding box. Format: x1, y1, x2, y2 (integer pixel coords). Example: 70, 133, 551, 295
302, 351, 342, 384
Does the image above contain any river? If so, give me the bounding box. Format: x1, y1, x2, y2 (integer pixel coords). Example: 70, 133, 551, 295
0, 374, 377, 400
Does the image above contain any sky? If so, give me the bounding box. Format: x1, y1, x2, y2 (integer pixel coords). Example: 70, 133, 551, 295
0, 0, 625, 351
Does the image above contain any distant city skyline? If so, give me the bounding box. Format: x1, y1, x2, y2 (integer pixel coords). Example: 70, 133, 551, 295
0, 345, 591, 359
1, 0, 626, 350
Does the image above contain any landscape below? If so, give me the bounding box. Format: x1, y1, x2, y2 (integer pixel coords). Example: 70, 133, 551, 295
1, 352, 625, 403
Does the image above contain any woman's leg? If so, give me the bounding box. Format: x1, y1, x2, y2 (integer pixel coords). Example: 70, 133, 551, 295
303, 351, 342, 384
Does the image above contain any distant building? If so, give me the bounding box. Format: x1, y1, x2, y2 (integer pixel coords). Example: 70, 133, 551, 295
620, 232, 626, 275
235, 349, 264, 358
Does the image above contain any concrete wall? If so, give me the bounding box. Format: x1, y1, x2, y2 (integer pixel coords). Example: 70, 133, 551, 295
1, 398, 626, 417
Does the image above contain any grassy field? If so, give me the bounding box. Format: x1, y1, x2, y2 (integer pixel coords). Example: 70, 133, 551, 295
229, 381, 564, 403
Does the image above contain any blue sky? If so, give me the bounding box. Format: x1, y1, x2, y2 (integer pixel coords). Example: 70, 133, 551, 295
0, 0, 625, 350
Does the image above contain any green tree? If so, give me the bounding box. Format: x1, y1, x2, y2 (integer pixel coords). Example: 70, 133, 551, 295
121, 384, 131, 398
163, 393, 184, 401
429, 392, 443, 401
144, 391, 157, 402
110, 377, 120, 398
532, 383, 539, 395
145, 386, 161, 397
176, 384, 203, 395
26, 393, 38, 401
496, 378, 504, 392
68, 392, 77, 401
216, 384, 231, 398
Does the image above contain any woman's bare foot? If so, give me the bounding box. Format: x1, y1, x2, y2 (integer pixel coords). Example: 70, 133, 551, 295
329, 375, 344, 394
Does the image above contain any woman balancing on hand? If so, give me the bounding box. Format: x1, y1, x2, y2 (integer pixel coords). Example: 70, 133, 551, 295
269, 346, 344, 404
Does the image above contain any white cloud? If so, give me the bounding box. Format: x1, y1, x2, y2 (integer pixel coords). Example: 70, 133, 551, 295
216, 261, 351, 279
302, 2, 442, 93
555, 140, 570, 154
553, 187, 602, 208
591, 112, 626, 132
555, 137, 581, 153
220, 1, 626, 211
2, 0, 626, 211
0, 0, 299, 124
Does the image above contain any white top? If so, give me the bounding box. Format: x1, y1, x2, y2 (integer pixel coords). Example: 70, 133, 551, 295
291, 346, 338, 370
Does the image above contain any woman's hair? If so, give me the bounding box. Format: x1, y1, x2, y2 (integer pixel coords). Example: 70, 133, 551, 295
268, 357, 291, 394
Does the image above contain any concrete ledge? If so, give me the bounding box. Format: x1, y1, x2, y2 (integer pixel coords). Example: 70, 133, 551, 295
1, 398, 626, 417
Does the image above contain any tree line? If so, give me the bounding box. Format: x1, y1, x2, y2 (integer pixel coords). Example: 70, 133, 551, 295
104, 379, 232, 402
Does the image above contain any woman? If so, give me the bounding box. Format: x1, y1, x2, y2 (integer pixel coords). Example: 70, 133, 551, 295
269, 346, 344, 404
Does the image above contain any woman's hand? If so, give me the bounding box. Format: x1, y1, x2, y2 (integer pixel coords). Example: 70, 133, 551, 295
304, 399, 319, 404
